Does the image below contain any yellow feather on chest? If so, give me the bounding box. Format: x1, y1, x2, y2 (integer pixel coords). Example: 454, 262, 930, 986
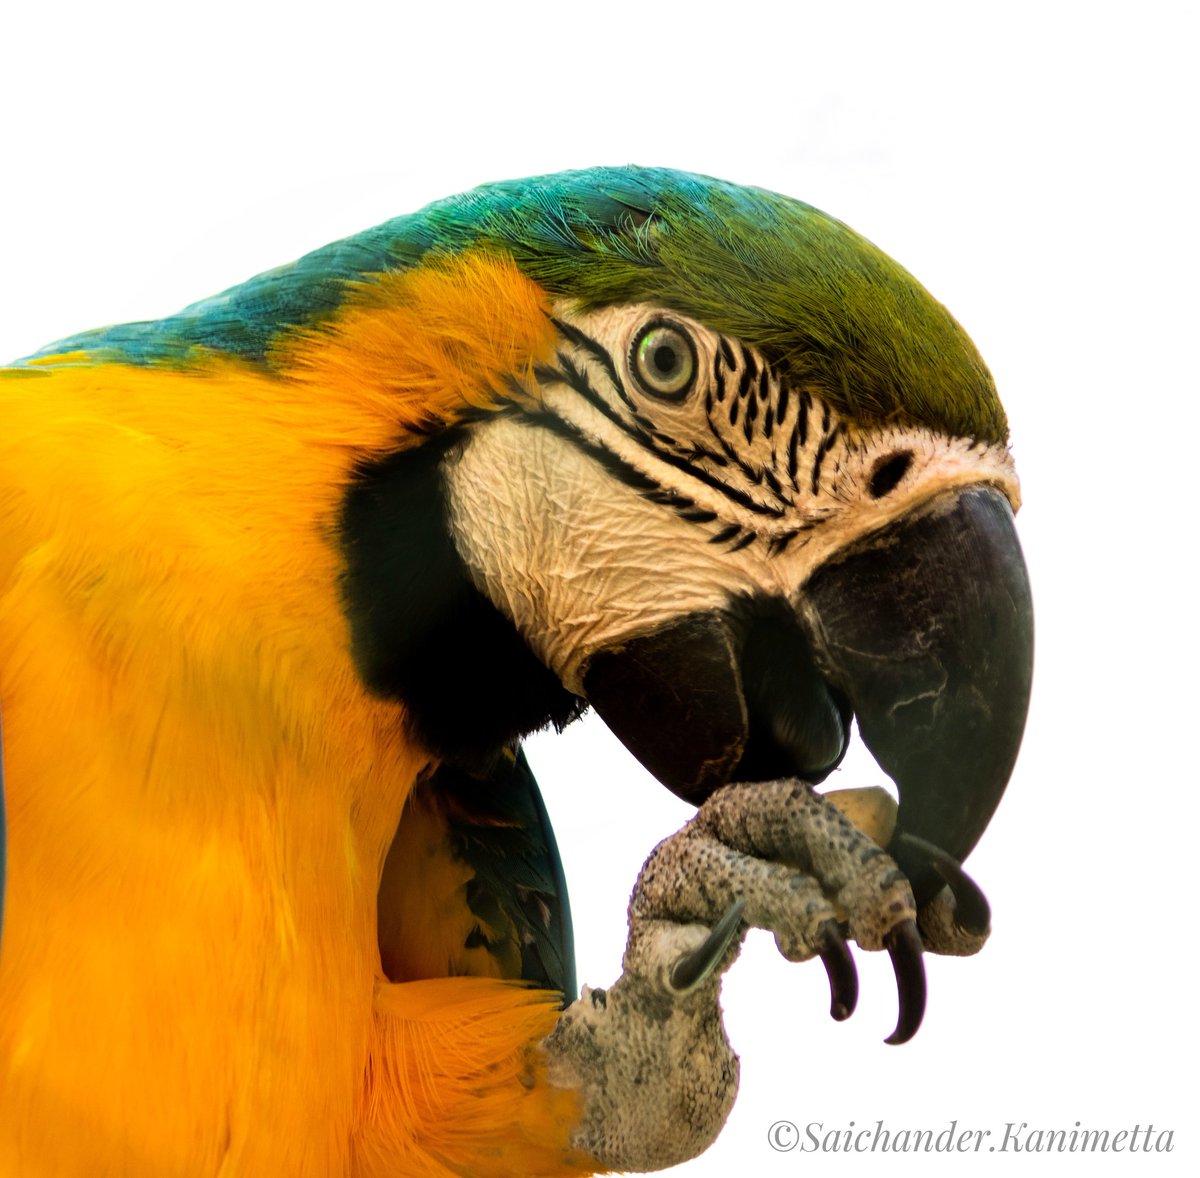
0, 357, 419, 1171
0, 256, 584, 1176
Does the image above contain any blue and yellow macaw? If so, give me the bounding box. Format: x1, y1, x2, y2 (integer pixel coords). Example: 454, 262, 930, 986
0, 167, 1032, 1175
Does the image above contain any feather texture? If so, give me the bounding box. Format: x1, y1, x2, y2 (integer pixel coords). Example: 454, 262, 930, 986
2, 166, 1005, 1175
22, 167, 1004, 444
0, 252, 577, 1175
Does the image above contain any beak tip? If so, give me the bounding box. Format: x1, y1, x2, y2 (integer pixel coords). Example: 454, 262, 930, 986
806, 484, 1033, 876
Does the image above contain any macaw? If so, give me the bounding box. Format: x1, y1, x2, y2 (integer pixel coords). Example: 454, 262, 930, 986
0, 167, 1033, 1176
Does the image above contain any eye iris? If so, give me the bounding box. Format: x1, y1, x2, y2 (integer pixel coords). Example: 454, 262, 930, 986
634, 324, 695, 397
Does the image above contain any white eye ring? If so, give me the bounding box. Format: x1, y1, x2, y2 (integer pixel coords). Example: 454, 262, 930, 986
630, 320, 697, 400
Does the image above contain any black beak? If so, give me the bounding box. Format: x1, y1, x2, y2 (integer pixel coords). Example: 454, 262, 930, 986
801, 485, 1033, 905
581, 485, 1033, 906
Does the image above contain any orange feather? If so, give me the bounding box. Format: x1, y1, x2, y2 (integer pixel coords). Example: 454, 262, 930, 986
0, 255, 592, 1174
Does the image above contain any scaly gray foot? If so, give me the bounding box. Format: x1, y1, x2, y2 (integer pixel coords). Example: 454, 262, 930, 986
543, 777, 999, 1171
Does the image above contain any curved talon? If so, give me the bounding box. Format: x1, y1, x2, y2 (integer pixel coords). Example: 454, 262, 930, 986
668, 899, 746, 993
896, 832, 991, 935
883, 919, 926, 1045
817, 920, 858, 1021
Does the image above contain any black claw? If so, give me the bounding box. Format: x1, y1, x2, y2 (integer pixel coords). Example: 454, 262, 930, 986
883, 919, 925, 1045
817, 920, 858, 1021
669, 899, 746, 993
895, 832, 991, 935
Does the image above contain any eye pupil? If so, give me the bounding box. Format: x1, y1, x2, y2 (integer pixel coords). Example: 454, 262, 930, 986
631, 321, 696, 399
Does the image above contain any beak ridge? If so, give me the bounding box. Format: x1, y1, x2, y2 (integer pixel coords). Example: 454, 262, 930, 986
801, 485, 1034, 902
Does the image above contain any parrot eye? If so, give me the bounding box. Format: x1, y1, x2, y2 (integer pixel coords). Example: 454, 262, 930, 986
630, 320, 697, 400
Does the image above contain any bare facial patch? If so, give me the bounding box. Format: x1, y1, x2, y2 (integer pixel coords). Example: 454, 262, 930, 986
441, 303, 1018, 692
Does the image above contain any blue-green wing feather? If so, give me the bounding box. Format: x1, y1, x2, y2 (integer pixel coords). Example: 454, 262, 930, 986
447, 747, 576, 1002
394, 748, 576, 1002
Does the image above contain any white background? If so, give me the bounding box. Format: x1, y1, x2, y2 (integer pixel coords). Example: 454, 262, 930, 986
2, 1, 1196, 1173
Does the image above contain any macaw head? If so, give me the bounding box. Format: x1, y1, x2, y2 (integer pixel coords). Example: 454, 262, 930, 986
331, 167, 1033, 912
34, 167, 1031, 917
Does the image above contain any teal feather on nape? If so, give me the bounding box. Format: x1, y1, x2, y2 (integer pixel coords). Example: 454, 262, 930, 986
19, 227, 416, 368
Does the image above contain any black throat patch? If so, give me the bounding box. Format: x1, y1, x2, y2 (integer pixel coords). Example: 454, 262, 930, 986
338, 429, 586, 765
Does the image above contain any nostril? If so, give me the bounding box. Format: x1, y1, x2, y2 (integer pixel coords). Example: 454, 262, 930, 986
869, 451, 913, 499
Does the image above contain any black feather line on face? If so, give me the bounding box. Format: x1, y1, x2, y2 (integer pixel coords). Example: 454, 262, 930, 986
537, 327, 788, 520
693, 333, 800, 510
549, 315, 637, 414
737, 358, 756, 402
516, 407, 716, 525
518, 405, 774, 559
810, 424, 842, 496
709, 523, 743, 545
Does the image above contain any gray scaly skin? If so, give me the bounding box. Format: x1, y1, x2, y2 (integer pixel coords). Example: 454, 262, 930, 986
541, 779, 987, 1172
